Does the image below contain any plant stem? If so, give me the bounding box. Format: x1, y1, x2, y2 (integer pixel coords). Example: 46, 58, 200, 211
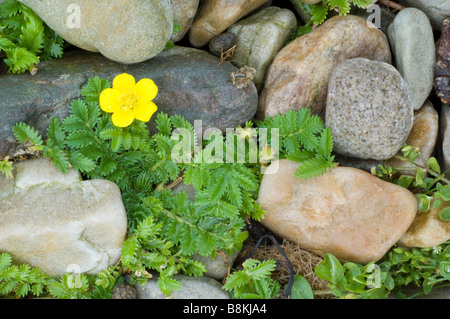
313, 289, 334, 296
391, 166, 450, 185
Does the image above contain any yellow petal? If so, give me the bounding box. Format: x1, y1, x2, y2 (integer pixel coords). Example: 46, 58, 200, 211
113, 73, 136, 94
133, 101, 157, 122
112, 109, 135, 128
135, 78, 158, 102
99, 88, 121, 113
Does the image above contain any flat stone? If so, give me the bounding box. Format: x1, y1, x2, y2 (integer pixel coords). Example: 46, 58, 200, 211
18, 0, 173, 64
0, 158, 128, 277
188, 0, 270, 47
227, 6, 297, 91
258, 15, 391, 119
325, 58, 414, 160
135, 273, 230, 299
388, 8, 436, 111
398, 199, 450, 248
0, 47, 258, 159
257, 160, 418, 264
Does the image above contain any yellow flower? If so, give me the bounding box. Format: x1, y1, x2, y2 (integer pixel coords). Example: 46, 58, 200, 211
99, 73, 158, 128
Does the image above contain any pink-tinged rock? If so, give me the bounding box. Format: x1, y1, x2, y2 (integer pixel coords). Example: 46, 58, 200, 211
257, 160, 417, 264
258, 15, 391, 119
398, 199, 450, 248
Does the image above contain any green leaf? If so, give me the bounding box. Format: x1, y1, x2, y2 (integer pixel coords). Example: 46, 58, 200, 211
317, 127, 333, 159
427, 157, 441, 174
69, 151, 95, 173
12, 122, 43, 146
438, 261, 450, 279
295, 156, 332, 179
315, 253, 347, 288
416, 168, 425, 187
4, 46, 39, 73
439, 207, 450, 221
440, 185, 450, 201
396, 175, 414, 189
80, 76, 111, 103
328, 0, 351, 15
309, 3, 329, 25
46, 117, 66, 148
417, 194, 431, 212
290, 275, 314, 299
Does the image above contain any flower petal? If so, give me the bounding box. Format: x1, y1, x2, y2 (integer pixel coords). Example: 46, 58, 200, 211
112, 109, 135, 128
99, 88, 122, 113
113, 73, 136, 94
133, 101, 157, 122
135, 78, 158, 102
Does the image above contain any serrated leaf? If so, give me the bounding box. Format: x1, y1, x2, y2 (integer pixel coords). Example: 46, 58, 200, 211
12, 122, 43, 145
66, 131, 94, 149
4, 46, 39, 73
69, 151, 95, 173
196, 230, 218, 256
295, 156, 332, 179
309, 3, 329, 25
80, 76, 111, 103
46, 117, 66, 148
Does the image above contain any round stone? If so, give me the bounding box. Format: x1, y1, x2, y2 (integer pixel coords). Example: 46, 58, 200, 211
325, 57, 414, 160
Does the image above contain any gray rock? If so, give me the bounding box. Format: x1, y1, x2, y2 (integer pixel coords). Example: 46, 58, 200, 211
0, 158, 128, 277
398, 0, 450, 30
193, 251, 238, 281
289, 0, 312, 23
388, 8, 436, 111
325, 58, 414, 161
440, 104, 450, 178
335, 100, 439, 174
227, 6, 297, 91
0, 47, 258, 159
171, 0, 200, 42
18, 0, 173, 64
135, 274, 230, 299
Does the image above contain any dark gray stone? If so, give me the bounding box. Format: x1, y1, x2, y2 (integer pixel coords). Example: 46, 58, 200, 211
0, 46, 258, 159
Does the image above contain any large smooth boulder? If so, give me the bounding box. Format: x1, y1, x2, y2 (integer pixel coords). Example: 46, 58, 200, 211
18, 0, 173, 63
0, 158, 128, 276
257, 160, 418, 264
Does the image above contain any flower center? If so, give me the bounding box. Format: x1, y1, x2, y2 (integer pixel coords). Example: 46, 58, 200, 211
120, 92, 138, 111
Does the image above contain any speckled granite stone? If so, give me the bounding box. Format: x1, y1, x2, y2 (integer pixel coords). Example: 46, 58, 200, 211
325, 58, 414, 160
